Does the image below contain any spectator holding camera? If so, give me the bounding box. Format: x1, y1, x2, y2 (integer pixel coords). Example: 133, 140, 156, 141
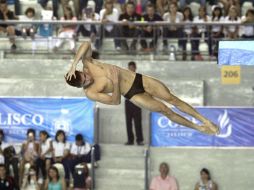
73, 163, 91, 190
19, 129, 39, 186
21, 166, 40, 190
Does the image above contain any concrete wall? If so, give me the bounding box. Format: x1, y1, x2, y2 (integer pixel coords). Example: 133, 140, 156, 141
149, 147, 254, 190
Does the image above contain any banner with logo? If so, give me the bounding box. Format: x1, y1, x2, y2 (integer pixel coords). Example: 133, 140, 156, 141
0, 97, 95, 143
151, 107, 254, 147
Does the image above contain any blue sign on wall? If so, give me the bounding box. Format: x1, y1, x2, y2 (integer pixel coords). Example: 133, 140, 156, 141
151, 107, 254, 147
0, 97, 95, 143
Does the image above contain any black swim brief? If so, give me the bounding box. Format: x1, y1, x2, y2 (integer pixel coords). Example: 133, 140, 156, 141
124, 73, 145, 99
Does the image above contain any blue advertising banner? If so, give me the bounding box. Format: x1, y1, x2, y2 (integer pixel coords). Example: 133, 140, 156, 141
151, 108, 254, 147
0, 97, 95, 143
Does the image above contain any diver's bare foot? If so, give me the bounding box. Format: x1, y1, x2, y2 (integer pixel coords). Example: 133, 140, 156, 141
198, 125, 216, 135
204, 121, 220, 135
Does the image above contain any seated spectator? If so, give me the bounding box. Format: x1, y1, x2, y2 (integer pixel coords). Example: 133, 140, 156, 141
52, 130, 71, 183
21, 166, 40, 190
36, 130, 52, 181
150, 162, 178, 190
0, 130, 19, 189
140, 3, 163, 51
119, 1, 141, 51
241, 8, 254, 38
19, 129, 39, 186
38, 0, 58, 18
191, 6, 210, 60
38, 7, 55, 38
194, 168, 217, 190
180, 6, 193, 60
44, 166, 66, 190
209, 6, 224, 57
220, 0, 240, 17
68, 134, 91, 178
19, 7, 36, 39
162, 2, 183, 51
76, 1, 100, 50
73, 163, 91, 190
54, 6, 77, 53
224, 5, 240, 39
0, 0, 19, 51
0, 164, 14, 190
99, 0, 121, 50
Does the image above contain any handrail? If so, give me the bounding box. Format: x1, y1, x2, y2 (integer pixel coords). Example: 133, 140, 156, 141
91, 146, 96, 190
144, 148, 149, 190
0, 20, 252, 26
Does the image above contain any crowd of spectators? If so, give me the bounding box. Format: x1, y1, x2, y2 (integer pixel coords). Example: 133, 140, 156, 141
150, 162, 218, 190
0, 0, 254, 59
0, 129, 93, 190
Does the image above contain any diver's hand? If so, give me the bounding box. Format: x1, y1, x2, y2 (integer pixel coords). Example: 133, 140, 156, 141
110, 66, 119, 84
66, 66, 76, 81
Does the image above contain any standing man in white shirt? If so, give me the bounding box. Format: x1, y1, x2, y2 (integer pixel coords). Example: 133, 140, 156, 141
99, 0, 121, 50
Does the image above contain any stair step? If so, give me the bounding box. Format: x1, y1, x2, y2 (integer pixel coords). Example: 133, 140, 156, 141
95, 168, 145, 179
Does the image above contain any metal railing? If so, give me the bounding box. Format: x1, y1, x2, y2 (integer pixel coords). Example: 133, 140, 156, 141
0, 20, 251, 58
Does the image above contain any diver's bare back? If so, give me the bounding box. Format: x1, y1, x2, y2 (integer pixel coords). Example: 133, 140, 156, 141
85, 59, 136, 95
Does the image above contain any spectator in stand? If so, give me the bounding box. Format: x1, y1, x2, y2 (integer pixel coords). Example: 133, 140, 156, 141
36, 130, 52, 181
194, 168, 218, 190
0, 0, 19, 51
224, 5, 240, 39
76, 0, 100, 50
150, 162, 178, 190
191, 6, 211, 60
38, 7, 55, 38
180, 6, 193, 60
140, 3, 163, 51
162, 2, 183, 51
19, 7, 36, 39
119, 1, 141, 52
54, 6, 77, 53
38, 0, 58, 18
99, 0, 121, 50
21, 166, 40, 190
52, 130, 71, 183
68, 134, 91, 180
19, 129, 39, 186
0, 164, 14, 190
241, 8, 254, 38
73, 163, 92, 190
209, 6, 224, 57
156, 0, 175, 16
220, 0, 240, 17
44, 166, 66, 190
0, 130, 19, 190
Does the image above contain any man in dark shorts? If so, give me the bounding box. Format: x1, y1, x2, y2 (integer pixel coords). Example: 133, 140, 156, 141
0, 0, 20, 51
65, 42, 219, 135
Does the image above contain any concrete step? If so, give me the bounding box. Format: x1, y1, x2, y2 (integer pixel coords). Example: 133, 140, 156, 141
100, 144, 146, 158
95, 168, 145, 179
95, 178, 144, 190
98, 156, 145, 170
